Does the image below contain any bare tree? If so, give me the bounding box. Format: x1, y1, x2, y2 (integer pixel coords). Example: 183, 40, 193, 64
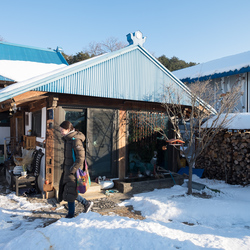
83, 37, 127, 56
155, 80, 243, 194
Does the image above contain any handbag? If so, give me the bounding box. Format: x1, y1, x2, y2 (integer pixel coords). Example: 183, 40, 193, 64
76, 160, 91, 194
72, 142, 91, 194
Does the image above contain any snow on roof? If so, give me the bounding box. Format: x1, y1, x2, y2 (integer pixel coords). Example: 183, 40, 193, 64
0, 53, 104, 96
0, 41, 68, 82
203, 113, 250, 129
0, 60, 67, 82
173, 50, 250, 82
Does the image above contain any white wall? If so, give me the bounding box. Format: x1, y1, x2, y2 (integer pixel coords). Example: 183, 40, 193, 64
25, 112, 32, 135
36, 107, 47, 192
0, 127, 10, 144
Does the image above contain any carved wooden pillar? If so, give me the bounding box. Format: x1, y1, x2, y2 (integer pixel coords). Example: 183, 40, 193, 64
44, 97, 58, 191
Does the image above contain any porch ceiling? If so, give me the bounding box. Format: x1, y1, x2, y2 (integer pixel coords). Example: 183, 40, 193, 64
0, 91, 48, 112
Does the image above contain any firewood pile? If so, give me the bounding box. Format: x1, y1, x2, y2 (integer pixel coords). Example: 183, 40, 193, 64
196, 130, 250, 185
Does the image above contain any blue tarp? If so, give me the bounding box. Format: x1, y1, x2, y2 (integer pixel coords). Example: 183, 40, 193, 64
178, 167, 204, 178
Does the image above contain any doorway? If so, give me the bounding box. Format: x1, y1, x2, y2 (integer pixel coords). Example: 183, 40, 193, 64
86, 108, 116, 179
55, 106, 117, 181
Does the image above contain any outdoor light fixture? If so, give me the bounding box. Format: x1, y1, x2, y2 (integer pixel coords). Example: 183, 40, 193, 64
13, 103, 17, 113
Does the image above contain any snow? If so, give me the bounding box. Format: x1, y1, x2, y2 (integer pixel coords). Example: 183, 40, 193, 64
203, 113, 250, 130
0, 53, 104, 103
1, 175, 250, 250
0, 60, 67, 82
173, 50, 250, 81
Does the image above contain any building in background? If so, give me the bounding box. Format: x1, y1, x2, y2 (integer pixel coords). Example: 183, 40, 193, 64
0, 41, 68, 156
173, 51, 250, 113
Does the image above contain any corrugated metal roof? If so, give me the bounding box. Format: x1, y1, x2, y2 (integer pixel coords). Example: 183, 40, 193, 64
0, 45, 197, 107
173, 50, 250, 83
0, 41, 68, 65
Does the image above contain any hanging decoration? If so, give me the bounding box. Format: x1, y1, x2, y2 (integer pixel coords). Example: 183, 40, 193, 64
128, 111, 168, 143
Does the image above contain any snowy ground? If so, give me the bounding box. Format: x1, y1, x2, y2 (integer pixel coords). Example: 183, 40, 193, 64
1, 175, 250, 250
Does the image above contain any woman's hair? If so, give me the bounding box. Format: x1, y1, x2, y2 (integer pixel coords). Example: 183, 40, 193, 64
60, 121, 74, 131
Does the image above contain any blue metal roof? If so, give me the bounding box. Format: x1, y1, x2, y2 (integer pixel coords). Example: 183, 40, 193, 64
0, 44, 201, 108
0, 75, 14, 82
0, 41, 68, 65
36, 46, 193, 104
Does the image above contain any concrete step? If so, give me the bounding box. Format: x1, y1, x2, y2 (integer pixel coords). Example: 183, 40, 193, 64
80, 182, 106, 200
81, 191, 106, 200
86, 182, 101, 193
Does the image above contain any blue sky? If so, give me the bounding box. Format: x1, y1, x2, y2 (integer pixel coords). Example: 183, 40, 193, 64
1, 0, 250, 63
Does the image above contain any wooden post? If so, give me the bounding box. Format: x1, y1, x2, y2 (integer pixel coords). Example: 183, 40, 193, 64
44, 97, 58, 191
118, 110, 127, 180
45, 110, 54, 189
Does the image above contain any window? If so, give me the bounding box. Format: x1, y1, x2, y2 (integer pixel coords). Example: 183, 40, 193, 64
0, 111, 10, 127
32, 110, 41, 137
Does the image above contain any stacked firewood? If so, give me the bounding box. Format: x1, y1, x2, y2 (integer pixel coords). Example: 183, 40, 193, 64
196, 130, 250, 185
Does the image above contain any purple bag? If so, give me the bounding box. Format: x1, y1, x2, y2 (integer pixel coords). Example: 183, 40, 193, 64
76, 160, 91, 194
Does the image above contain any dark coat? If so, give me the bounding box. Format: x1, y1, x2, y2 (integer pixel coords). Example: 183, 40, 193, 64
59, 130, 85, 203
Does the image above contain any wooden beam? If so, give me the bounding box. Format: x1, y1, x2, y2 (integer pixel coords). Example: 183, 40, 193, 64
29, 98, 47, 112
118, 110, 127, 179
13, 91, 48, 104
57, 93, 166, 112
0, 91, 48, 112
0, 100, 12, 112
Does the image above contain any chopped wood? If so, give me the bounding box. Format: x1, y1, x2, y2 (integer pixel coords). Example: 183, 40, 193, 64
196, 130, 250, 185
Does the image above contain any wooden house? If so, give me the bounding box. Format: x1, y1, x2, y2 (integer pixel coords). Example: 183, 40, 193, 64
0, 31, 198, 195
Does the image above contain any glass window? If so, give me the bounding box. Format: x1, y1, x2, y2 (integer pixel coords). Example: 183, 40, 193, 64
64, 108, 86, 134
32, 110, 41, 137
0, 111, 10, 127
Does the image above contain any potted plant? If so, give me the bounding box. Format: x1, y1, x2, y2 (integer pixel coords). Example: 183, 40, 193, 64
21, 165, 27, 176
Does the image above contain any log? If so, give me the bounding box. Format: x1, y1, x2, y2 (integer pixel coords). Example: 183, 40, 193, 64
196, 130, 250, 185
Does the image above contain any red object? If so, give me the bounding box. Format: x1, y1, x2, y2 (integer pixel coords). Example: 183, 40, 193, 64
166, 139, 185, 145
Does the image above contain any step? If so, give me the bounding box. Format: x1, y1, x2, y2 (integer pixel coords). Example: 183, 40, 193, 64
81, 191, 106, 200
86, 182, 101, 193
80, 182, 106, 200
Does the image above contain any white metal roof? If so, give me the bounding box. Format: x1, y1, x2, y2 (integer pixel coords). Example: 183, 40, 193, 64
173, 50, 250, 83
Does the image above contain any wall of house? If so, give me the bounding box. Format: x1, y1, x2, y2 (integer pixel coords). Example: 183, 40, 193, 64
25, 112, 32, 134
209, 72, 248, 112
36, 107, 46, 192
0, 111, 10, 155
25, 108, 46, 192
0, 127, 10, 145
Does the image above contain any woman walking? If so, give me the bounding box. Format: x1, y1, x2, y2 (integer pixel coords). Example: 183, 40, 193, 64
59, 120, 93, 218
